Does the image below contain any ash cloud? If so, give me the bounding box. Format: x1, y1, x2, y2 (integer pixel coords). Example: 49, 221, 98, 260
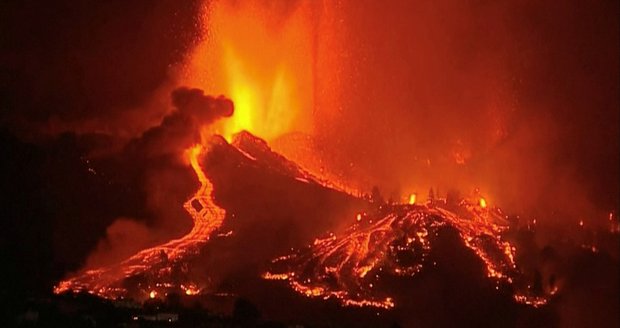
0, 83, 234, 294
126, 87, 233, 158
0, 0, 238, 299
81, 88, 233, 271
0, 0, 240, 304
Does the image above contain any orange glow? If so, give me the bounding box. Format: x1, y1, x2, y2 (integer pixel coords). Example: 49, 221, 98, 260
54, 144, 227, 299
408, 193, 417, 205
479, 197, 487, 208
185, 1, 316, 141
182, 284, 200, 296
263, 199, 545, 309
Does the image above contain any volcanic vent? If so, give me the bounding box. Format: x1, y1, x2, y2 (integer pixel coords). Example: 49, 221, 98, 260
53, 103, 363, 301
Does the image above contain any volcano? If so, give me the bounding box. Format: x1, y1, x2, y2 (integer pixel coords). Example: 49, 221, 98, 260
53, 131, 366, 300
2, 1, 618, 326
53, 130, 557, 323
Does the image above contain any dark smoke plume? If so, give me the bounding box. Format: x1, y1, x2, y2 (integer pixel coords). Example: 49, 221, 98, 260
126, 87, 233, 158
84, 88, 233, 269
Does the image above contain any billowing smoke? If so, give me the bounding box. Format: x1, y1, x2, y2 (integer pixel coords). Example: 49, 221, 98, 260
126, 87, 233, 157
0, 1, 204, 139
82, 88, 233, 272
0, 2, 616, 323
82, 218, 153, 270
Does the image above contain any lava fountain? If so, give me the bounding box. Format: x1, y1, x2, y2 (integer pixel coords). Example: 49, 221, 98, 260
183, 0, 320, 141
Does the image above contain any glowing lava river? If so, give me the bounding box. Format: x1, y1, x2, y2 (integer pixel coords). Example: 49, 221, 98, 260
54, 135, 553, 309
264, 199, 553, 309
54, 144, 225, 299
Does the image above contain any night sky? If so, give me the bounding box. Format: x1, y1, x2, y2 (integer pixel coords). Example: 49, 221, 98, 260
0, 0, 204, 302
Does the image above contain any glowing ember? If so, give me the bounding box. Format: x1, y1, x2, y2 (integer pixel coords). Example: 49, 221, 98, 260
479, 197, 487, 208
182, 283, 200, 296
408, 193, 417, 205
265, 197, 552, 309
53, 144, 226, 299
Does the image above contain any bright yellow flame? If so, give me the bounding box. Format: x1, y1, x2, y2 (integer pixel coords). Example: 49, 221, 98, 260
183, 285, 200, 296
408, 193, 417, 205
149, 290, 156, 299
479, 197, 487, 208
356, 213, 362, 222
185, 1, 315, 142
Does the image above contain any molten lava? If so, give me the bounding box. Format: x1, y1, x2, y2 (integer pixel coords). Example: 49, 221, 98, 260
185, 0, 316, 141
54, 144, 226, 299
479, 197, 488, 209
408, 193, 417, 205
50, 1, 567, 313
264, 197, 552, 309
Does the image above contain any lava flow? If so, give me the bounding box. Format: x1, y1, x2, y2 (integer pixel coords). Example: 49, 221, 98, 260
264, 197, 553, 309
54, 144, 225, 299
